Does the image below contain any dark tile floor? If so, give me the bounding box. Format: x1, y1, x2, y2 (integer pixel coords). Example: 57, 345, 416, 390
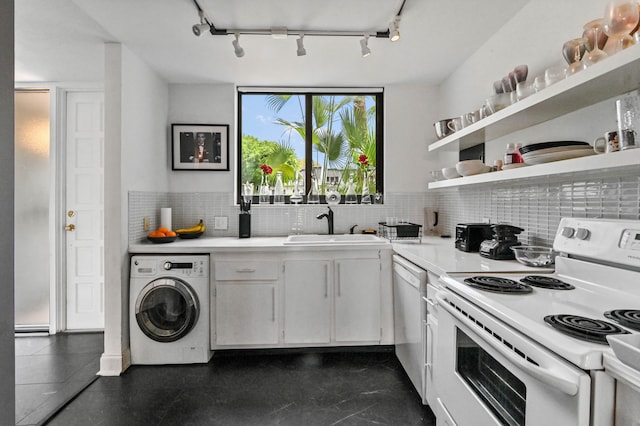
47, 347, 435, 426
15, 332, 103, 426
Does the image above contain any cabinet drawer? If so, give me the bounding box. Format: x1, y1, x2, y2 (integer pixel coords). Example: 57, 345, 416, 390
214, 261, 279, 281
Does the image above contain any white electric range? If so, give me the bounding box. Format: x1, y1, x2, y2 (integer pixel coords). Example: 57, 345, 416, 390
434, 218, 640, 426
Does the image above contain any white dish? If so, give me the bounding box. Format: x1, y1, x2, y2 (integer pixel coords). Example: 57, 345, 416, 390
442, 167, 461, 179
522, 148, 595, 165
520, 144, 592, 156
607, 334, 640, 371
502, 163, 528, 170
456, 160, 491, 176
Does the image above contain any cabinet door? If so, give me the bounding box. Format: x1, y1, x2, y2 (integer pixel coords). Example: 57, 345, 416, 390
335, 258, 381, 342
283, 260, 331, 344
215, 283, 278, 346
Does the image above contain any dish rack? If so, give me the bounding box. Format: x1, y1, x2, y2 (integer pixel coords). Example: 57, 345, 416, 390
379, 222, 423, 242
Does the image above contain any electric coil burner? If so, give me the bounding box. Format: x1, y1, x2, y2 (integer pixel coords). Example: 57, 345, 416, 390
463, 276, 533, 294
520, 275, 575, 290
544, 314, 630, 344
604, 309, 640, 331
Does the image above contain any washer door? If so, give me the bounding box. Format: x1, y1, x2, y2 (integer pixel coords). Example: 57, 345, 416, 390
135, 278, 199, 342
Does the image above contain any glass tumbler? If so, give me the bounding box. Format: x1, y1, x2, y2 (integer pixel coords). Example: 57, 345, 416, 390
616, 93, 640, 150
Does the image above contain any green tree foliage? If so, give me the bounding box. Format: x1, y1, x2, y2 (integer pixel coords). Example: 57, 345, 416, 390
241, 135, 297, 187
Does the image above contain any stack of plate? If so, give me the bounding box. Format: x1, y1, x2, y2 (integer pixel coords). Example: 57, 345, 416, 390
520, 141, 594, 165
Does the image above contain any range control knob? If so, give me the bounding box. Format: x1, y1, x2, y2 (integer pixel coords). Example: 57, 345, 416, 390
561, 227, 576, 238
163, 261, 173, 270
575, 228, 591, 240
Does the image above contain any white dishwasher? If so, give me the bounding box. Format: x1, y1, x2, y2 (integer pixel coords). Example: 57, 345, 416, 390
393, 254, 427, 400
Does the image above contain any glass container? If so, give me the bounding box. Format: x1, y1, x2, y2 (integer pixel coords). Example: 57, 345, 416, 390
274, 171, 285, 204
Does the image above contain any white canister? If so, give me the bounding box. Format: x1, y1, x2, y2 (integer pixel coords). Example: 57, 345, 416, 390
160, 208, 172, 230
616, 93, 640, 150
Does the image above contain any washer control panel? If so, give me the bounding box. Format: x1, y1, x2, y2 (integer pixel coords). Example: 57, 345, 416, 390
131, 256, 208, 278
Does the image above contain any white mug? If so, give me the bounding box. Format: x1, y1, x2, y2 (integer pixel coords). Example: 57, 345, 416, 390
593, 131, 620, 154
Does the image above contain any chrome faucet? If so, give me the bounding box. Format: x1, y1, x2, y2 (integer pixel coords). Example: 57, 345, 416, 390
316, 207, 334, 235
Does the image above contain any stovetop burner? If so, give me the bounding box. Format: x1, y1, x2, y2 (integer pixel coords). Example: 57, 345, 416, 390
520, 275, 575, 290
544, 314, 630, 344
604, 309, 640, 332
464, 276, 533, 294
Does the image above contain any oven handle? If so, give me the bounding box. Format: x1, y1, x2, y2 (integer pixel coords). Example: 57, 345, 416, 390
436, 291, 580, 396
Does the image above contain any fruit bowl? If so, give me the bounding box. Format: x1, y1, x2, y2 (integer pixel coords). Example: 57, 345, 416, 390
510, 246, 557, 267
178, 231, 204, 239
147, 235, 178, 244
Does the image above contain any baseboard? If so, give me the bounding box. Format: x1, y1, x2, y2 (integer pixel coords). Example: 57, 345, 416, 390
98, 348, 130, 376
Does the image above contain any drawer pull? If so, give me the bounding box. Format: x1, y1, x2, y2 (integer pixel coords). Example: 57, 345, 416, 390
236, 268, 257, 273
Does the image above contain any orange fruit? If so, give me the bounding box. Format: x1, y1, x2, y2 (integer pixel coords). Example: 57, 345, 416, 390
149, 230, 163, 238
158, 226, 170, 234
165, 231, 176, 237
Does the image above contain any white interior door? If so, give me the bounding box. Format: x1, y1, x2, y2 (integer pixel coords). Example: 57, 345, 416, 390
65, 91, 104, 330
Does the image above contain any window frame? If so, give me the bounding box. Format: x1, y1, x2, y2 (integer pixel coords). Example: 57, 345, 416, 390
237, 88, 384, 204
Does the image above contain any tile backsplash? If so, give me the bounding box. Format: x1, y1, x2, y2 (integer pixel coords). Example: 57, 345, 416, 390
129, 168, 640, 247
128, 191, 431, 245
435, 168, 640, 247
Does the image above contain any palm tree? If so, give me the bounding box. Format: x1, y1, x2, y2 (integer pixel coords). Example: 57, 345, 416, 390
265, 94, 375, 194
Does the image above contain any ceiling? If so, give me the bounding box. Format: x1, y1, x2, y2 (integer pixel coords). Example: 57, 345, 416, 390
15, 0, 530, 86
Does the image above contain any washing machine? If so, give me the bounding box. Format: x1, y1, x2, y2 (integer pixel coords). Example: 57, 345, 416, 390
129, 255, 212, 365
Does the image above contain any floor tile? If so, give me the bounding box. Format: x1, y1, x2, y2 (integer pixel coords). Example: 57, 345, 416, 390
47, 348, 436, 426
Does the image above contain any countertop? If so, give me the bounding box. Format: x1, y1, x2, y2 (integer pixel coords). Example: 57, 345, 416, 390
130, 235, 552, 275
391, 235, 554, 276
128, 236, 391, 254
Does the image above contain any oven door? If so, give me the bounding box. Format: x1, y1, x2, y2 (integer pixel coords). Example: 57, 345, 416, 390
434, 289, 591, 426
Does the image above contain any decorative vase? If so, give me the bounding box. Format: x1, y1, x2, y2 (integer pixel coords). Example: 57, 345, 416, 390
259, 175, 270, 203
361, 171, 371, 204
345, 172, 357, 204
274, 171, 285, 204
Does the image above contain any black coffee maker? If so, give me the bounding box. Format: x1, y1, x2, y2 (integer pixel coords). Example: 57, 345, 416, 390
479, 224, 524, 260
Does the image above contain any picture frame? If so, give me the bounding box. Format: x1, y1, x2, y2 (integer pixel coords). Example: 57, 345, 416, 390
171, 124, 229, 171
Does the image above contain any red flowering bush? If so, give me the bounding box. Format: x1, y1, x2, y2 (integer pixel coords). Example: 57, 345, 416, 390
260, 164, 273, 175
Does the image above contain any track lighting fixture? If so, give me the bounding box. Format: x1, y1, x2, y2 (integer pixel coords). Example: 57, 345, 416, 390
192, 9, 210, 36
296, 35, 306, 56
232, 33, 245, 58
389, 16, 400, 42
360, 35, 371, 57
190, 0, 407, 57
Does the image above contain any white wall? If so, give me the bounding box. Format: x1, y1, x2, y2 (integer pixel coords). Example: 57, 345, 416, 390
0, 0, 15, 421
166, 83, 440, 194
101, 43, 169, 375
168, 84, 236, 192
439, 0, 607, 117
435, 0, 620, 167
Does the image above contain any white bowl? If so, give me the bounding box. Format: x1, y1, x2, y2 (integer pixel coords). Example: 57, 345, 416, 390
456, 160, 491, 176
441, 167, 461, 179
607, 333, 640, 371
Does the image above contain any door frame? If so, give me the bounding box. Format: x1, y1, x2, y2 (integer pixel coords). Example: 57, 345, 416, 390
16, 82, 103, 334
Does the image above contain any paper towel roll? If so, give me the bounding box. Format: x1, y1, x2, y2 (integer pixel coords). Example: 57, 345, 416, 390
160, 208, 172, 230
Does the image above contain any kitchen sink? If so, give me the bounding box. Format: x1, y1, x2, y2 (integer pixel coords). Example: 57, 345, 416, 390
283, 234, 386, 245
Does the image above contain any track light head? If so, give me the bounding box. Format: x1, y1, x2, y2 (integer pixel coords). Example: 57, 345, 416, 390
389, 16, 400, 42
360, 35, 371, 57
232, 34, 245, 58
296, 35, 306, 56
192, 23, 210, 36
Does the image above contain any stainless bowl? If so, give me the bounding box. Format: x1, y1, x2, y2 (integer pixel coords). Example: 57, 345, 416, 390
434, 119, 454, 139
510, 246, 557, 267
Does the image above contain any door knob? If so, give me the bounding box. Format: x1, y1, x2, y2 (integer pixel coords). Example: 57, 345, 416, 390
65, 224, 75, 231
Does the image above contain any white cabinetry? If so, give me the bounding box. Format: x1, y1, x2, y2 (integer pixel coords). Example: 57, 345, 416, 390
428, 44, 640, 189
283, 260, 331, 344
213, 259, 279, 346
283, 254, 382, 345
335, 258, 381, 343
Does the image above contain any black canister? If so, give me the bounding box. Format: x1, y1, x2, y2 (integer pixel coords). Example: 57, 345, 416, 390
239, 213, 251, 238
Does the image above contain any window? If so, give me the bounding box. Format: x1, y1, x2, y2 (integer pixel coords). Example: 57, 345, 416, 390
237, 89, 383, 204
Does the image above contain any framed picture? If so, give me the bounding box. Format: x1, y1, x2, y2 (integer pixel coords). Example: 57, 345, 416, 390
171, 124, 229, 171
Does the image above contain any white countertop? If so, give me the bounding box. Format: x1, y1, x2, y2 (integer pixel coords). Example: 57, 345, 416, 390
129, 236, 391, 254
392, 235, 554, 276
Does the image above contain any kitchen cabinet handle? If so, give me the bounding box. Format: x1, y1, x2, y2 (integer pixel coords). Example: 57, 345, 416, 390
337, 263, 341, 297
236, 268, 256, 273
271, 287, 275, 322
325, 264, 328, 298
426, 322, 434, 367
436, 291, 581, 396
